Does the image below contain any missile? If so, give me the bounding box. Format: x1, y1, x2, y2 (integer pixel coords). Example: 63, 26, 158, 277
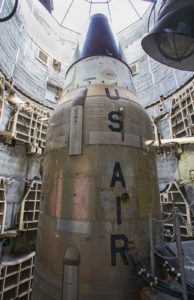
32, 14, 161, 300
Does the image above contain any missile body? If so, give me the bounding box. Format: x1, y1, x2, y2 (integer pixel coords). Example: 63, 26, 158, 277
32, 14, 161, 300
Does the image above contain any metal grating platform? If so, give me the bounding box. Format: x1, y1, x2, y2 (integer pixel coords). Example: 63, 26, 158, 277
0, 252, 35, 300
16, 180, 42, 231
7, 104, 50, 155
0, 77, 51, 156
160, 181, 193, 238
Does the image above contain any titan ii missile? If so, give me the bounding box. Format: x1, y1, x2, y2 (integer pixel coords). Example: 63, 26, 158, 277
32, 13, 161, 300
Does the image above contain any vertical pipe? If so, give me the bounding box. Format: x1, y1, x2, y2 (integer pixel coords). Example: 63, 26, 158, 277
0, 241, 3, 259
62, 246, 80, 300
149, 213, 155, 275
173, 208, 188, 300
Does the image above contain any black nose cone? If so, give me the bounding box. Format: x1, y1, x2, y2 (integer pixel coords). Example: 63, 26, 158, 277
72, 14, 126, 64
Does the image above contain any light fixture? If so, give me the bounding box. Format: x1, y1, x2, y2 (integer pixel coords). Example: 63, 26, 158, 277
141, 0, 194, 71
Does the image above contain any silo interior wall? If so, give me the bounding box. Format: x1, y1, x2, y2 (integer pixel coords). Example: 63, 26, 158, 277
0, 0, 193, 297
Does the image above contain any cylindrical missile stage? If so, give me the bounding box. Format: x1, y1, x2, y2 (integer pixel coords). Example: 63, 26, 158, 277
32, 14, 161, 300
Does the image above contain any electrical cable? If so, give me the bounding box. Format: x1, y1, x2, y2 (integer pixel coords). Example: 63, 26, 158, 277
158, 0, 167, 16
107, 2, 112, 23
60, 0, 74, 26
147, 0, 157, 32
0, 0, 18, 22
89, 0, 92, 17
128, 0, 141, 19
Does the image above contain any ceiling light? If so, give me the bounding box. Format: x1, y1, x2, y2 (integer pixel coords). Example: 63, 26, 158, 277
141, 0, 194, 71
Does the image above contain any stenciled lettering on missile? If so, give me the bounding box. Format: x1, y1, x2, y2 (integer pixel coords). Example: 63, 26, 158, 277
111, 234, 129, 266
110, 162, 126, 188
105, 87, 120, 100
116, 196, 121, 225
108, 111, 123, 132
110, 163, 126, 226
